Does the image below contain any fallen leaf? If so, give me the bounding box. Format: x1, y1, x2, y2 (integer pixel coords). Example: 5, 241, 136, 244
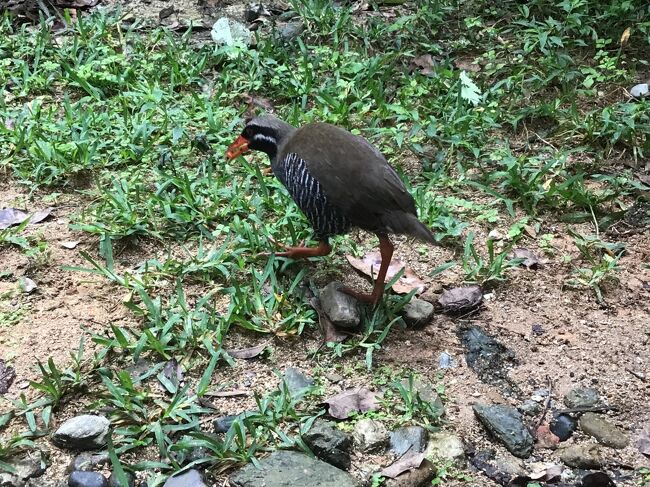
636, 427, 650, 456
162, 358, 183, 387
346, 252, 426, 295
324, 387, 380, 420
0, 207, 52, 230
411, 54, 435, 76
438, 285, 482, 312
0, 360, 16, 394
60, 241, 79, 249
310, 297, 348, 344
527, 463, 563, 481
536, 424, 560, 449
455, 57, 481, 72
380, 452, 426, 478
228, 342, 268, 359
510, 248, 540, 269
28, 207, 53, 224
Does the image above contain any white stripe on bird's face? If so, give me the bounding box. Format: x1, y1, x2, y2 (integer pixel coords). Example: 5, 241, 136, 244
253, 133, 277, 146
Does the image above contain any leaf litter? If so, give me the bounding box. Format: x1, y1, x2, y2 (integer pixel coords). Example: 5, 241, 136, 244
346, 252, 426, 295
324, 387, 380, 419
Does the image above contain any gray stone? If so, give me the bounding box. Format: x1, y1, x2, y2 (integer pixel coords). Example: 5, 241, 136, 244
319, 282, 360, 329
26, 479, 60, 487
559, 443, 609, 469
164, 469, 206, 487
630, 83, 649, 98
68, 471, 109, 487
437, 351, 457, 369
564, 387, 600, 408
283, 367, 314, 397
213, 415, 238, 433
518, 399, 542, 417
579, 413, 629, 449
400, 379, 444, 417
52, 415, 110, 451
210, 18, 251, 47
230, 450, 356, 487
303, 420, 352, 470
108, 471, 135, 487
389, 426, 428, 456
353, 419, 388, 453
550, 413, 577, 441
277, 21, 304, 41
67, 453, 110, 473
493, 452, 526, 477
530, 388, 549, 402
401, 298, 434, 326
425, 432, 465, 467
0, 450, 47, 486
473, 404, 534, 458
385, 459, 436, 487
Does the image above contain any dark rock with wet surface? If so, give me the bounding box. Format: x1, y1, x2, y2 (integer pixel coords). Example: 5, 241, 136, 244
461, 327, 518, 395
319, 282, 360, 329
473, 404, 533, 458
52, 415, 110, 450
67, 452, 110, 473
214, 414, 238, 433
389, 426, 428, 456
550, 413, 577, 441
353, 419, 388, 452
303, 419, 352, 470
163, 469, 206, 487
68, 471, 109, 487
230, 450, 356, 487
564, 387, 600, 408
559, 443, 609, 469
401, 298, 434, 326
579, 412, 629, 449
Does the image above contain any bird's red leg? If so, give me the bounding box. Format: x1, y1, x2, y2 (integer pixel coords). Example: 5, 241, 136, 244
262, 239, 332, 259
342, 236, 394, 306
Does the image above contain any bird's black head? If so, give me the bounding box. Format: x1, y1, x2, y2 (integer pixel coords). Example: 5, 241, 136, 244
225, 116, 296, 160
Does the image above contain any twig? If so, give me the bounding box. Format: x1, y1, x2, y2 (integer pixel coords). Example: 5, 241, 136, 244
625, 367, 646, 382
556, 405, 619, 414
534, 375, 553, 431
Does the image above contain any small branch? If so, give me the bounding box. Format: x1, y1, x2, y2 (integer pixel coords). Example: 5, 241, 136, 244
556, 405, 620, 414
625, 367, 646, 382
534, 375, 553, 431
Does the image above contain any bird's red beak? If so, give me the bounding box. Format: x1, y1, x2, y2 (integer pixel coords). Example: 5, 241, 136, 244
225, 135, 250, 160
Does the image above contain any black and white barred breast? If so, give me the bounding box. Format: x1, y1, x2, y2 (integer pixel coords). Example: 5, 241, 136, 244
275, 153, 351, 239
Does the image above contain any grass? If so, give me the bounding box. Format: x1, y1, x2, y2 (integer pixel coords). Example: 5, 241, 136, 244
0, 0, 648, 484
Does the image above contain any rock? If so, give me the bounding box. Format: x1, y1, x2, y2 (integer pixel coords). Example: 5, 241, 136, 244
0, 450, 47, 486
277, 21, 304, 41
438, 285, 482, 312
283, 367, 314, 397
550, 413, 577, 441
460, 327, 517, 394
400, 378, 444, 416
559, 443, 609, 469
401, 298, 434, 326
437, 351, 457, 369
630, 83, 649, 98
214, 414, 238, 433
353, 419, 388, 452
68, 471, 109, 487
389, 426, 428, 456
535, 424, 560, 449
52, 415, 110, 451
581, 471, 615, 487
425, 432, 465, 466
385, 459, 436, 487
108, 471, 136, 487
210, 18, 251, 47
530, 388, 549, 403
163, 469, 206, 487
518, 399, 542, 417
26, 479, 59, 487
473, 404, 534, 458
67, 453, 110, 473
303, 420, 352, 470
579, 413, 629, 449
493, 451, 526, 477
230, 450, 356, 487
564, 387, 599, 408
319, 282, 360, 329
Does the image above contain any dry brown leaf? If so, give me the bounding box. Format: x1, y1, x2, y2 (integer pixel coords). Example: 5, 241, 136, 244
411, 54, 435, 76
0, 359, 16, 394
510, 248, 540, 269
438, 285, 482, 312
0, 207, 52, 230
346, 252, 426, 295
324, 387, 380, 420
380, 452, 426, 478
454, 57, 481, 72
536, 424, 560, 449
228, 342, 268, 359
636, 428, 650, 456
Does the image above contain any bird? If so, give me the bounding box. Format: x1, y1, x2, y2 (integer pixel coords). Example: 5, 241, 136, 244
225, 115, 435, 305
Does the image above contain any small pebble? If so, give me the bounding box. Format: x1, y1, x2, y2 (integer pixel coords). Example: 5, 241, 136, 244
68, 471, 109, 487
550, 413, 577, 441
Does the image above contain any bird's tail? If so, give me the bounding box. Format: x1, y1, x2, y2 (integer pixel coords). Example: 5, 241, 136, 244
382, 212, 436, 245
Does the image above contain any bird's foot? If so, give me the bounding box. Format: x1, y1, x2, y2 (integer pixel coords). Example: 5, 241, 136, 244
339, 287, 383, 307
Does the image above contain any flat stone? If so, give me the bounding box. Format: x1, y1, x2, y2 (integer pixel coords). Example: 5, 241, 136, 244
319, 282, 360, 329
0, 450, 47, 485
67, 452, 110, 473
564, 387, 600, 408
164, 469, 206, 487
559, 443, 610, 469
303, 420, 352, 470
213, 414, 238, 433
437, 351, 457, 369
401, 298, 434, 326
630, 83, 649, 98
108, 471, 136, 487
425, 432, 465, 466
550, 413, 577, 441
68, 471, 109, 487
385, 459, 436, 487
52, 415, 110, 451
283, 367, 314, 397
353, 419, 388, 453
473, 404, 534, 458
518, 399, 542, 417
278, 21, 305, 41
210, 18, 251, 47
579, 413, 629, 449
230, 450, 356, 487
389, 426, 428, 456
